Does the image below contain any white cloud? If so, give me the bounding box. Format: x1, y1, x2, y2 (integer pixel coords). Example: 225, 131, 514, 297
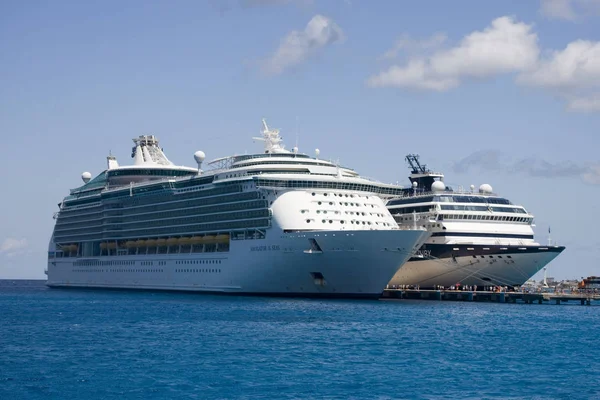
261, 14, 344, 75
241, 0, 314, 7
540, 0, 578, 19
518, 40, 600, 112
0, 238, 28, 255
519, 40, 600, 88
380, 33, 447, 60
540, 0, 600, 20
453, 150, 600, 184
367, 16, 539, 91
369, 15, 600, 112
583, 164, 600, 184
566, 94, 600, 111
367, 60, 459, 91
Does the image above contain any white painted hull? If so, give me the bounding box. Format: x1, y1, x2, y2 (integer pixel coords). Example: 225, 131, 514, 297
48, 229, 430, 298
389, 246, 564, 288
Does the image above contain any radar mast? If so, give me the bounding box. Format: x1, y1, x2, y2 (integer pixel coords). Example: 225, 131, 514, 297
252, 119, 290, 154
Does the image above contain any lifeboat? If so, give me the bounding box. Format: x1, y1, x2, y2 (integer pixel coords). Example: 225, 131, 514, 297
99, 243, 107, 250
125, 241, 137, 248
156, 238, 167, 247
106, 242, 117, 250
166, 238, 179, 246
178, 237, 192, 245
145, 239, 157, 247
215, 234, 229, 243
203, 235, 217, 244
190, 236, 204, 244
135, 239, 146, 248
60, 244, 77, 252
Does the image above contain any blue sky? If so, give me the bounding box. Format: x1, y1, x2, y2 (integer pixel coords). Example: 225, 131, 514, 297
1, 0, 599, 281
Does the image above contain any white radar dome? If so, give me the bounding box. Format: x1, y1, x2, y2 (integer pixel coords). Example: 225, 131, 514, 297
470, 184, 475, 191
431, 181, 446, 192
292, 146, 298, 154
315, 148, 320, 157
81, 171, 92, 183
412, 181, 418, 188
194, 151, 206, 164
479, 183, 493, 194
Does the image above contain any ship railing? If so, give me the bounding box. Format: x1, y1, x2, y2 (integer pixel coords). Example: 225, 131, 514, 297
395, 189, 498, 198
395, 225, 428, 231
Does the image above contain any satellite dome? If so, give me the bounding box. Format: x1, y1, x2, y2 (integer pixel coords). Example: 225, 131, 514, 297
292, 146, 298, 154
479, 183, 493, 194
315, 148, 320, 157
431, 181, 446, 192
470, 184, 475, 191
412, 181, 418, 188
193, 151, 206, 164
81, 171, 92, 183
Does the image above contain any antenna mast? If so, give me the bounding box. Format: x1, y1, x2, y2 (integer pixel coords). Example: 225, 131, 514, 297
295, 116, 299, 150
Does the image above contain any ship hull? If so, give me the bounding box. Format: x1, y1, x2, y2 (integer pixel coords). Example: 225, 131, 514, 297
47, 229, 429, 299
388, 244, 565, 289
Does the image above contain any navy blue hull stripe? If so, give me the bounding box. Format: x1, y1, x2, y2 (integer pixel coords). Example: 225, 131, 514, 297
431, 232, 534, 239
410, 244, 565, 261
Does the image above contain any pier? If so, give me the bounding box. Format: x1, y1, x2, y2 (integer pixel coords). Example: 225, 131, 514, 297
543, 293, 599, 305
381, 289, 600, 305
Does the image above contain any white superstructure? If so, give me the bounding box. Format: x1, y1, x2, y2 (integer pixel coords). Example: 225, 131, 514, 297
46, 120, 430, 298
385, 154, 565, 289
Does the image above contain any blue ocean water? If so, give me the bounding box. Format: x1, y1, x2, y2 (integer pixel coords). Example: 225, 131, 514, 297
0, 280, 598, 400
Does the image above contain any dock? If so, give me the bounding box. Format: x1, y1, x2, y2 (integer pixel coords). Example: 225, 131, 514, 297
543, 292, 600, 305
381, 289, 600, 305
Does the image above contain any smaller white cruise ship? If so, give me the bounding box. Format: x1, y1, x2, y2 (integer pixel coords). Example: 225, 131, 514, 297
385, 154, 565, 289
46, 120, 430, 298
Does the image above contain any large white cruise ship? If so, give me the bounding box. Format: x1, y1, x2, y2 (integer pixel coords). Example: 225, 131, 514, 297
46, 120, 430, 298
385, 154, 565, 289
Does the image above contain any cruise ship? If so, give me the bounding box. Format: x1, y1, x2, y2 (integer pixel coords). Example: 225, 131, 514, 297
46, 120, 430, 298
385, 154, 565, 289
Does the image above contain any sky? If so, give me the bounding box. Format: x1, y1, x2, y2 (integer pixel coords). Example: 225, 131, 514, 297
1, 0, 599, 281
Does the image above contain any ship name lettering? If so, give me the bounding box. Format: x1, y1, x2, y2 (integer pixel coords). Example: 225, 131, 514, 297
416, 249, 431, 258
250, 245, 280, 252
